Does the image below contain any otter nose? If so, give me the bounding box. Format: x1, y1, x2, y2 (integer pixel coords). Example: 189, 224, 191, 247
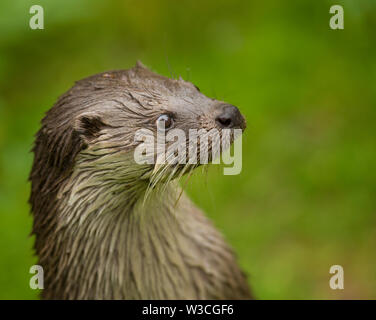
215, 104, 246, 130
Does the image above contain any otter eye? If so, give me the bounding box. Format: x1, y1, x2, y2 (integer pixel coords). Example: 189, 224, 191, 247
156, 114, 174, 130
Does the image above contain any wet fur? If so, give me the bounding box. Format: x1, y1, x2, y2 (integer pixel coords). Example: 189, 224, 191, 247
29, 62, 251, 299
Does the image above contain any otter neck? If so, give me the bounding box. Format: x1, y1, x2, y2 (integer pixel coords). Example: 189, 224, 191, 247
44, 149, 187, 299
40, 150, 251, 299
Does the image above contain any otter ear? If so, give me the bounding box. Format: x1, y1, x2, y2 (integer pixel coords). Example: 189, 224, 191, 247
74, 113, 106, 143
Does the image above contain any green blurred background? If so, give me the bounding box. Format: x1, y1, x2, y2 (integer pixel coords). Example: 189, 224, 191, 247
0, 0, 375, 299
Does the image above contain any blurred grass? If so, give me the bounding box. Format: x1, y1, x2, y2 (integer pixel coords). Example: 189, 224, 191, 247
0, 0, 375, 299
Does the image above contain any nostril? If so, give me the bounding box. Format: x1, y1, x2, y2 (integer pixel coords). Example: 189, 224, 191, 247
215, 104, 242, 129
216, 116, 232, 128
215, 104, 246, 130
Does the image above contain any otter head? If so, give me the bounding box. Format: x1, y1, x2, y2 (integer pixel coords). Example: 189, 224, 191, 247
30, 62, 246, 212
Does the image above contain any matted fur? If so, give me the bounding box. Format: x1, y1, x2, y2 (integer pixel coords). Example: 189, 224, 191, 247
29, 62, 251, 299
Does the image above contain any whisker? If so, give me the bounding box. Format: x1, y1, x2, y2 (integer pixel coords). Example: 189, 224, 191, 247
174, 164, 195, 208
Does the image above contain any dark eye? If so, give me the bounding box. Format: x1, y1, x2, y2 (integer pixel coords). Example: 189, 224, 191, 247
156, 114, 174, 130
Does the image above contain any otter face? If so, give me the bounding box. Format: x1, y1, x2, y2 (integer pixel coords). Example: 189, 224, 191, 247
71, 62, 245, 185
35, 62, 245, 196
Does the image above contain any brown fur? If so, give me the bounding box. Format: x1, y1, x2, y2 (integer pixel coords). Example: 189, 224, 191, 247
29, 62, 251, 299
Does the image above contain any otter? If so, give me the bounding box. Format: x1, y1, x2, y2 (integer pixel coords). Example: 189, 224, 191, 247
29, 61, 251, 299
